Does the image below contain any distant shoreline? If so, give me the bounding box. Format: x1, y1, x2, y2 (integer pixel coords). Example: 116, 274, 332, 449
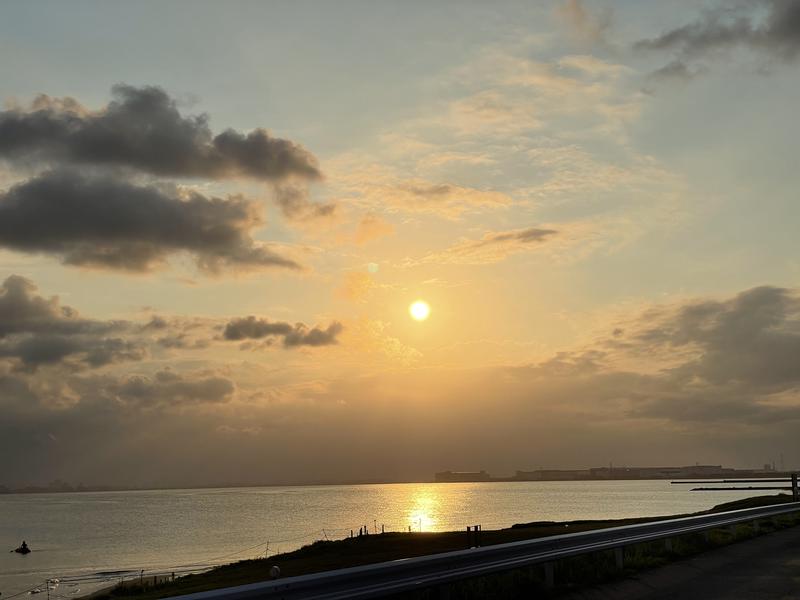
0, 480, 434, 495
2, 472, 795, 496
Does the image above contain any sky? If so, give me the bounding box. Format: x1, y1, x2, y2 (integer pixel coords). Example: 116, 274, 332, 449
1, 0, 800, 487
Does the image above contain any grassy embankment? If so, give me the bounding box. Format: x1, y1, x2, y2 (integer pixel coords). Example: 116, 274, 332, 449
90, 494, 798, 600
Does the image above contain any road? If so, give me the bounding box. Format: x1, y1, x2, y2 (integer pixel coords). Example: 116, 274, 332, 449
562, 526, 800, 600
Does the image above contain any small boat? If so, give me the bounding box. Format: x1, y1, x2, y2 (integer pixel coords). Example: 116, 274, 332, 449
14, 542, 31, 554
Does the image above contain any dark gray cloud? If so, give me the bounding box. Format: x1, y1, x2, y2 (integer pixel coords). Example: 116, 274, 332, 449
648, 60, 701, 83
0, 85, 321, 181
627, 286, 800, 390
223, 317, 293, 340
0, 335, 145, 370
0, 275, 144, 370
103, 370, 235, 407
224, 316, 342, 347
580, 285, 800, 424
0, 275, 120, 337
284, 322, 343, 347
0, 170, 302, 273
274, 183, 337, 221
636, 0, 800, 73
496, 284, 800, 431
138, 315, 214, 350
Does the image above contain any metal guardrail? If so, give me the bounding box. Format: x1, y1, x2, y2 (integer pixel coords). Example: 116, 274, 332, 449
170, 502, 800, 600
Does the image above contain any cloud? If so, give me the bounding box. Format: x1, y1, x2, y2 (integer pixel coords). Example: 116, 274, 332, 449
4, 284, 800, 486
0, 170, 302, 273
139, 315, 214, 350
508, 285, 800, 427
337, 272, 377, 303
333, 166, 514, 218
284, 322, 343, 347
635, 0, 800, 73
446, 90, 542, 134
386, 181, 512, 215
555, 0, 611, 48
0, 275, 117, 337
0, 275, 144, 370
223, 316, 343, 348
273, 183, 337, 222
0, 85, 321, 181
614, 286, 800, 393
647, 60, 702, 84
0, 335, 145, 371
103, 369, 236, 407
410, 226, 560, 265
352, 213, 394, 245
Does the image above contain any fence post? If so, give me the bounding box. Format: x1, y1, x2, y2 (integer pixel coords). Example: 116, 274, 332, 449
544, 562, 555, 588
614, 547, 624, 570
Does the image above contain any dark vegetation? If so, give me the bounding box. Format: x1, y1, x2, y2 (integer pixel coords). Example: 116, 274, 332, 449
88, 494, 797, 600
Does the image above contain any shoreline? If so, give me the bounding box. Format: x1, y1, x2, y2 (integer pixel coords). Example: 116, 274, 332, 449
79, 493, 796, 600
4, 470, 794, 496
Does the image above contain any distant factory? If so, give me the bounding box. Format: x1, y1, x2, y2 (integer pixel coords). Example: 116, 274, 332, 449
434, 464, 788, 483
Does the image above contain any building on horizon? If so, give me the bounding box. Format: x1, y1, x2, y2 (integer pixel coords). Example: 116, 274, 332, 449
435, 464, 788, 483
434, 470, 492, 483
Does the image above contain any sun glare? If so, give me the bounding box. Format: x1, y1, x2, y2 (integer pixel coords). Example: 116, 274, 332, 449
409, 300, 430, 321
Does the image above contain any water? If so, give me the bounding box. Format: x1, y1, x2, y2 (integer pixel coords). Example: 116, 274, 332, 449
0, 481, 765, 596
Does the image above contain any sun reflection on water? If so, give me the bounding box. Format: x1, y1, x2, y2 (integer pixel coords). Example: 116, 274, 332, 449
407, 488, 440, 532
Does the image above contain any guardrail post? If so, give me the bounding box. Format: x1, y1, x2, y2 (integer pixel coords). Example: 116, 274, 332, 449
614, 547, 624, 570
792, 474, 798, 501
664, 537, 673, 552
544, 562, 555, 589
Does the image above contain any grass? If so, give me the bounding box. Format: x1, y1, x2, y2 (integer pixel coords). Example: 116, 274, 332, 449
87, 493, 798, 600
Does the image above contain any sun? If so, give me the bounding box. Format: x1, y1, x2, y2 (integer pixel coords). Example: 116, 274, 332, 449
409, 300, 430, 321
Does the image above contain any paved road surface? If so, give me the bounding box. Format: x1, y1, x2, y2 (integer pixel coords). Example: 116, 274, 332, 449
562, 526, 800, 600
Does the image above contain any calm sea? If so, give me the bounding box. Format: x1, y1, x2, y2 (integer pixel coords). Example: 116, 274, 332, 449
0, 481, 763, 597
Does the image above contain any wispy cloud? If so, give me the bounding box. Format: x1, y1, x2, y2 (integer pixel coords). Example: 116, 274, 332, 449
330, 161, 513, 218
407, 226, 560, 266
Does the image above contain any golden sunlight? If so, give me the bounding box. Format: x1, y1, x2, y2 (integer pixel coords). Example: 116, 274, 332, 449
408, 487, 440, 532
409, 300, 430, 321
